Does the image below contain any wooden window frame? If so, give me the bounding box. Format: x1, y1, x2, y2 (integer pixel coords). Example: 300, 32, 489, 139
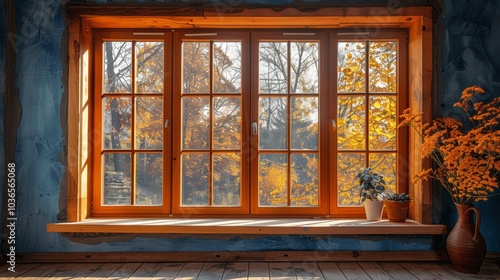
66, 5, 433, 223
330, 30, 409, 217
249, 31, 328, 216
91, 31, 173, 216
171, 31, 251, 216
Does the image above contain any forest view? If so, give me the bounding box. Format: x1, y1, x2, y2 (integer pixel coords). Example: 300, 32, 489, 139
99, 34, 399, 210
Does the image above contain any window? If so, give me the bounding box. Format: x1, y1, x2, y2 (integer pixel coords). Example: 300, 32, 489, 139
91, 29, 407, 217
172, 32, 249, 215
332, 32, 408, 216
65, 6, 433, 222
92, 32, 172, 215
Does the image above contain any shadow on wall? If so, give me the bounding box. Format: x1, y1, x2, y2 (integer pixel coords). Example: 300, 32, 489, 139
441, 0, 500, 253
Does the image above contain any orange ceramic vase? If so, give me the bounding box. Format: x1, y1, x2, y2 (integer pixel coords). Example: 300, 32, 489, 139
446, 203, 486, 274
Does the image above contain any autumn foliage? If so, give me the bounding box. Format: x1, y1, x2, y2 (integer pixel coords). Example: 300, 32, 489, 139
399, 86, 500, 204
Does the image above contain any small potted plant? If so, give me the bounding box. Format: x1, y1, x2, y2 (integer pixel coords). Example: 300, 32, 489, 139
354, 167, 387, 220
381, 192, 411, 222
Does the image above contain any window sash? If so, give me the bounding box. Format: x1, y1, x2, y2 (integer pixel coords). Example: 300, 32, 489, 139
91, 29, 407, 217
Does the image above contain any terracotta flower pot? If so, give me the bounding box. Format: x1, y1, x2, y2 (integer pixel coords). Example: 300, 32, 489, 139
384, 200, 409, 222
446, 203, 486, 274
363, 200, 383, 221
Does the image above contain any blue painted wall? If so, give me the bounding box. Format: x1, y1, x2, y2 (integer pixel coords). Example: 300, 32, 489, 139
0, 0, 5, 232
441, 0, 500, 253
1, 0, 499, 253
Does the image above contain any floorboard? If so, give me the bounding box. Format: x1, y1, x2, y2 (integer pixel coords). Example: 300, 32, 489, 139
357, 262, 394, 280
0, 260, 498, 279
13, 263, 67, 279
417, 262, 465, 280
316, 262, 347, 280
198, 263, 227, 280
398, 262, 440, 280
248, 262, 270, 280
152, 263, 184, 280
269, 262, 296, 280
378, 262, 419, 280
336, 262, 371, 280
222, 262, 249, 280
293, 261, 324, 280
128, 262, 165, 279
107, 262, 142, 279
0, 263, 42, 279
175, 262, 204, 279
84, 263, 125, 279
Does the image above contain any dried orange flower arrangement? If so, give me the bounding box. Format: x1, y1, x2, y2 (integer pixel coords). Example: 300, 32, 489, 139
399, 86, 500, 204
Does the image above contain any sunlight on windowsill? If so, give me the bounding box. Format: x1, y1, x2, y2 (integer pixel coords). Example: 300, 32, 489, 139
47, 218, 446, 235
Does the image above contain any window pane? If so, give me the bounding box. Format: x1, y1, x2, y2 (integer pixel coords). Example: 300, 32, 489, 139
369, 153, 397, 194
337, 153, 365, 207
136, 42, 164, 93
291, 97, 318, 150
337, 96, 365, 150
291, 42, 319, 94
259, 97, 287, 150
135, 153, 162, 205
259, 153, 288, 206
369, 96, 396, 150
259, 42, 287, 94
103, 42, 132, 93
103, 153, 131, 205
136, 97, 163, 150
213, 42, 241, 93
103, 97, 132, 150
337, 42, 366, 93
182, 97, 210, 150
369, 41, 397, 93
181, 153, 209, 206
213, 153, 241, 206
213, 97, 241, 150
291, 153, 318, 206
183, 42, 210, 94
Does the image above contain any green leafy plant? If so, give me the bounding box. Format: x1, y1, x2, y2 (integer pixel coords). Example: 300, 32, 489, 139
381, 192, 411, 202
354, 167, 387, 203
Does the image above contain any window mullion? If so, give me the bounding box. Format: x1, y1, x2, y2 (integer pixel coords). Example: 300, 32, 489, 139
209, 40, 214, 207
130, 40, 137, 206
286, 41, 292, 207
364, 39, 370, 167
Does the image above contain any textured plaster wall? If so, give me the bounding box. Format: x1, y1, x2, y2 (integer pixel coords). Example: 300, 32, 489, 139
441, 0, 500, 252
0, 0, 498, 254
0, 0, 5, 232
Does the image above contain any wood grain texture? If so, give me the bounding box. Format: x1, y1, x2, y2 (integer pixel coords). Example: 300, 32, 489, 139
316, 262, 347, 280
2, 260, 499, 279
16, 251, 450, 263
47, 218, 446, 235
151, 263, 184, 280
248, 262, 270, 280
222, 262, 249, 280
336, 262, 371, 280
356, 262, 393, 280
69, 6, 432, 29
378, 262, 419, 280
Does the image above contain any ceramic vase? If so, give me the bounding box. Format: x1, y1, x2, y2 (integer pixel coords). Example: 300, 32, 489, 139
446, 203, 486, 274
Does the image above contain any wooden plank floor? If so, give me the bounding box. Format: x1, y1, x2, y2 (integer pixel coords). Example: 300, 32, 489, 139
0, 260, 499, 279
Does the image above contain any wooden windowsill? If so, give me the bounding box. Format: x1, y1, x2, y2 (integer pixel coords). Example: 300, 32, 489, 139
47, 218, 447, 235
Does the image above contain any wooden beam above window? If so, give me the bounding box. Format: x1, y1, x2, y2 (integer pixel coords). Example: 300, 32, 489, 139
69, 6, 431, 29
